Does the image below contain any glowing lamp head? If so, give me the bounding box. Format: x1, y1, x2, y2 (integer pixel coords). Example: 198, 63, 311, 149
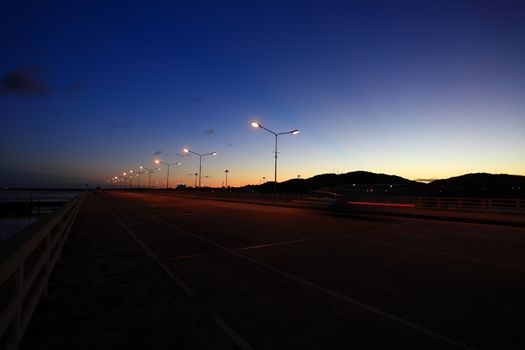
183, 148, 190, 153
155, 159, 160, 164
176, 162, 181, 165
291, 129, 300, 135
140, 166, 143, 169
211, 152, 217, 156
251, 122, 260, 128
123, 172, 126, 176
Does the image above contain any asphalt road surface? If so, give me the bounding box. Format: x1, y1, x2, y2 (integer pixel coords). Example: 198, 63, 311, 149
52, 191, 525, 349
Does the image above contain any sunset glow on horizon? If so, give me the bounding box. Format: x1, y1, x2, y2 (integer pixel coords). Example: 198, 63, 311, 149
1, 1, 524, 188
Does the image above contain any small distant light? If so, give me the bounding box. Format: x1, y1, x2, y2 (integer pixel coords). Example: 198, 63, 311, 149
183, 148, 189, 153
155, 159, 160, 164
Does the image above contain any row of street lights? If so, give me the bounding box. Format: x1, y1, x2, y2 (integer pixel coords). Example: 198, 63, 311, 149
139, 166, 159, 188
152, 148, 218, 189
112, 147, 217, 190
108, 121, 299, 192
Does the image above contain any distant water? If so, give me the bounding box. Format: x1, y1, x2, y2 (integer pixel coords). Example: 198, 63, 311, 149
0, 190, 80, 242
0, 190, 79, 202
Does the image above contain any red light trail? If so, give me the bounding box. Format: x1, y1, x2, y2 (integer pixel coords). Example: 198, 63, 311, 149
347, 201, 416, 208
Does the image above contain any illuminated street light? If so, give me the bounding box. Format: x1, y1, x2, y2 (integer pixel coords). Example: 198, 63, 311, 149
251, 121, 299, 192
129, 170, 135, 188
132, 169, 146, 188
155, 159, 181, 189
140, 166, 159, 189
136, 171, 143, 188
183, 148, 217, 188
113, 176, 121, 189
122, 172, 130, 189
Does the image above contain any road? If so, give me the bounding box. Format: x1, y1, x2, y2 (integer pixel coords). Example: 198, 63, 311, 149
27, 191, 525, 349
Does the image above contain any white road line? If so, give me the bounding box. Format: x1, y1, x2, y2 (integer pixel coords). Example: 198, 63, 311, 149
236, 235, 334, 251
101, 201, 196, 300
212, 314, 254, 350
121, 202, 474, 350
169, 237, 334, 261
100, 197, 253, 350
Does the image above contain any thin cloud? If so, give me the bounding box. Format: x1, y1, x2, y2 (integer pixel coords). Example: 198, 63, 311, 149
415, 178, 436, 183
153, 150, 162, 156
0, 64, 52, 97
108, 121, 131, 134
205, 128, 215, 135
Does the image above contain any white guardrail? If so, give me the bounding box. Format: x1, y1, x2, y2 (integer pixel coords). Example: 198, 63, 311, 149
0, 192, 85, 349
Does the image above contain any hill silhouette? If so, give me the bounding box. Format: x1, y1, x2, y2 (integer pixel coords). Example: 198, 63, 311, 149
242, 171, 525, 197
428, 173, 525, 197
250, 171, 422, 194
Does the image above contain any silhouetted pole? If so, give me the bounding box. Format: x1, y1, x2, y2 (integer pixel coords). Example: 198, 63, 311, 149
155, 160, 181, 189
251, 122, 299, 193
183, 148, 217, 188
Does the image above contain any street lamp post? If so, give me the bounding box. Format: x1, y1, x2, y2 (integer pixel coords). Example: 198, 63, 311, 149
183, 148, 217, 188
111, 177, 116, 189
122, 172, 129, 189
140, 166, 159, 189
135, 171, 147, 188
128, 170, 135, 188
225, 169, 229, 188
155, 160, 181, 189
251, 122, 299, 192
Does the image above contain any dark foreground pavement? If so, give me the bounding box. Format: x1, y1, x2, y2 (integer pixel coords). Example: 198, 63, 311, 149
21, 191, 525, 349
20, 193, 235, 350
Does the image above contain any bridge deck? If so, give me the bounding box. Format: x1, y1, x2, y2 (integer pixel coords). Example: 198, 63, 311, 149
20, 191, 525, 349
20, 193, 234, 349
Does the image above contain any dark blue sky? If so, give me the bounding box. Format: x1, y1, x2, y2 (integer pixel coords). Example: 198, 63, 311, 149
1, 0, 524, 187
